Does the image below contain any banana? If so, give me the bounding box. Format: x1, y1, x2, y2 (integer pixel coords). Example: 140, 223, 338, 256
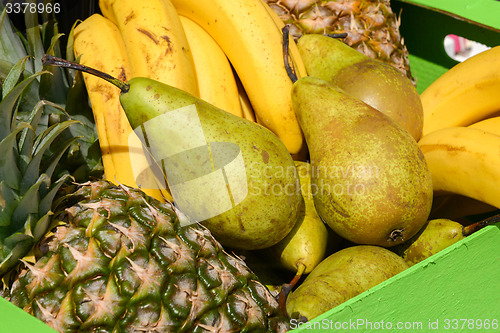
99, 0, 199, 97
170, 0, 308, 154
235, 72, 257, 122
179, 15, 243, 118
74, 14, 171, 202
421, 45, 500, 136
418, 126, 500, 208
469, 116, 500, 135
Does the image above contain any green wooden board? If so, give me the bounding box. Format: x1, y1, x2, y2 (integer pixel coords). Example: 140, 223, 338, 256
290, 223, 500, 332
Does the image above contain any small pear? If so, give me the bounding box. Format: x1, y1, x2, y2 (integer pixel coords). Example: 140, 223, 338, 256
393, 217, 497, 266
392, 219, 464, 266
297, 34, 423, 141
43, 55, 302, 250
263, 161, 341, 278
286, 245, 409, 321
291, 76, 433, 247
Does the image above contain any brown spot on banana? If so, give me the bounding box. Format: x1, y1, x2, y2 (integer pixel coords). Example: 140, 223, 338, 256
419, 144, 467, 154
137, 28, 159, 44
124, 12, 135, 25
118, 67, 127, 82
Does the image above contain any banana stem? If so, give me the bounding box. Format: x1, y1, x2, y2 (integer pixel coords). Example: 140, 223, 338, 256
41, 54, 130, 93
463, 213, 500, 236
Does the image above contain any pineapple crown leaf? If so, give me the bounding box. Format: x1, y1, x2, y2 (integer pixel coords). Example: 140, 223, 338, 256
39, 173, 74, 217
0, 70, 48, 141
31, 210, 54, 244
0, 123, 30, 191
0, 5, 32, 75
0, 232, 34, 277
12, 173, 51, 228
18, 100, 65, 159
2, 55, 33, 99
21, 122, 79, 195
24, 6, 44, 76
32, 119, 81, 158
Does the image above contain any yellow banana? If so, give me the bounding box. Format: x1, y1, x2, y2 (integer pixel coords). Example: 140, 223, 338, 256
469, 116, 500, 135
99, 0, 199, 97
74, 14, 171, 202
235, 73, 257, 122
421, 45, 500, 136
418, 126, 500, 208
170, 0, 308, 154
179, 15, 243, 117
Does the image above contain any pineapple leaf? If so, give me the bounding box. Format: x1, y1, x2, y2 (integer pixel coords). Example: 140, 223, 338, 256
30, 210, 53, 245
0, 181, 19, 228
66, 20, 79, 64
20, 119, 79, 194
0, 233, 34, 277
43, 137, 80, 186
39, 173, 73, 218
0, 123, 30, 191
18, 99, 67, 166
39, 22, 69, 102
12, 174, 50, 231
0, 70, 47, 140
0, 4, 32, 74
33, 119, 80, 157
2, 55, 31, 99
24, 0, 44, 76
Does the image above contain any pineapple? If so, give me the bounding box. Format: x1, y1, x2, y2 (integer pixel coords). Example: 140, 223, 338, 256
7, 180, 289, 332
264, 0, 413, 80
0, 57, 77, 283
1, 4, 290, 332
0, 0, 101, 284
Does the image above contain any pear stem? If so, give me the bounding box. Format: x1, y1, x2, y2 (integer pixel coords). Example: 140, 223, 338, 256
463, 213, 500, 236
326, 32, 349, 39
41, 54, 130, 93
282, 25, 298, 83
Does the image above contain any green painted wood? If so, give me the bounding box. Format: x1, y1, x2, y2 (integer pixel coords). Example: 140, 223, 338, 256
396, 0, 500, 30
0, 296, 57, 332
290, 223, 500, 332
408, 54, 448, 94
390, 0, 500, 91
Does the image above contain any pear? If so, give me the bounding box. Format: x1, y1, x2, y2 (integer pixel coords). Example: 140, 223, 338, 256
297, 34, 423, 141
291, 76, 433, 247
43, 55, 302, 250
286, 245, 409, 321
263, 161, 342, 281
393, 216, 498, 266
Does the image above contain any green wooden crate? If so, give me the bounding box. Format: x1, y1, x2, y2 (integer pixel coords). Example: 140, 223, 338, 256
290, 222, 500, 332
391, 0, 500, 93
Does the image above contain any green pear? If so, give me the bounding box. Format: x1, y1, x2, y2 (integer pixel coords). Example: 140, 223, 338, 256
43, 55, 302, 250
286, 245, 409, 321
392, 219, 464, 266
291, 76, 433, 247
263, 161, 341, 277
393, 216, 497, 266
297, 34, 423, 141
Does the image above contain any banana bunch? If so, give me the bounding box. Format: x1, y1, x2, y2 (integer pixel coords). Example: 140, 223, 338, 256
73, 0, 307, 197
418, 45, 500, 214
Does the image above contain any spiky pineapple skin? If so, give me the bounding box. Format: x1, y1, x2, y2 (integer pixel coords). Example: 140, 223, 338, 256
264, 0, 413, 80
7, 181, 289, 333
